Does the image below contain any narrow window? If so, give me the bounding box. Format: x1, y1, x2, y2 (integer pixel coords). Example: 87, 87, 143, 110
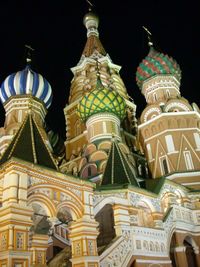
146, 143, 152, 160
88, 166, 92, 177
184, 151, 194, 170
166, 90, 170, 98
153, 93, 157, 102
160, 157, 169, 175
194, 133, 200, 149
103, 121, 107, 133
165, 135, 175, 153
162, 158, 169, 174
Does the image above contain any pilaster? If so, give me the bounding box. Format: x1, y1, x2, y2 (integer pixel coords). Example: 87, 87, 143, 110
0, 169, 33, 266
152, 212, 163, 228
30, 234, 49, 266
174, 246, 188, 267
69, 216, 99, 267
113, 204, 130, 236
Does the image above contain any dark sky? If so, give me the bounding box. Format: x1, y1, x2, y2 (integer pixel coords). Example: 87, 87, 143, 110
0, 0, 199, 138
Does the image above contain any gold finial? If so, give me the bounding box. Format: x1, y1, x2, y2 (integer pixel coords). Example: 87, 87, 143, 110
86, 0, 93, 11
25, 44, 34, 64
142, 26, 153, 47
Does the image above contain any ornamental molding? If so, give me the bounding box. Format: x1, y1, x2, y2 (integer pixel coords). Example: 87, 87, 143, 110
0, 160, 91, 198
160, 183, 187, 197
86, 113, 120, 126
93, 192, 126, 206
129, 192, 161, 212
132, 227, 166, 240
129, 192, 142, 207
31, 188, 82, 210
143, 107, 161, 122
100, 226, 168, 267
164, 101, 191, 112
28, 176, 48, 186
29, 181, 82, 200
100, 234, 132, 267
142, 75, 180, 95
4, 96, 47, 118
139, 111, 200, 129
71, 54, 121, 74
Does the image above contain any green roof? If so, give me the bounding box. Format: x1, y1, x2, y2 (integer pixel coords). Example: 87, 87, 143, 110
145, 176, 166, 194
100, 140, 139, 188
0, 114, 57, 170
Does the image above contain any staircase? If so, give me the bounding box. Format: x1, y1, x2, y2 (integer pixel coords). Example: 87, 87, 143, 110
47, 224, 71, 267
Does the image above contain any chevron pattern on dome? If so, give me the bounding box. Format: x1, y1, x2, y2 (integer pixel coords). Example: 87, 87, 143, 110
77, 86, 126, 122
0, 65, 53, 108
136, 47, 181, 89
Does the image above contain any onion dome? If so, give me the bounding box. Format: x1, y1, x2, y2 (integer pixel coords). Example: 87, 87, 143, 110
77, 78, 126, 122
0, 65, 52, 108
136, 47, 181, 89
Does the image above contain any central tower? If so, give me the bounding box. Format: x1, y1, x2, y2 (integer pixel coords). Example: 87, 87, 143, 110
62, 10, 138, 182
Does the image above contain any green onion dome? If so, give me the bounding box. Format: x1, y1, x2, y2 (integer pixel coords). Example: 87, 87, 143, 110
136, 47, 181, 89
77, 79, 126, 122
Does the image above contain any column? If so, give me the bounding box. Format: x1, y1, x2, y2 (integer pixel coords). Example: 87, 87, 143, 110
152, 212, 163, 228
194, 246, 200, 267
113, 204, 130, 236
18, 173, 28, 206
69, 216, 99, 267
30, 234, 49, 266
3, 172, 19, 205
174, 246, 188, 267
8, 226, 14, 250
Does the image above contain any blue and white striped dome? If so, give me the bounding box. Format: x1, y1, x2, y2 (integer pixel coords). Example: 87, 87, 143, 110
0, 65, 53, 108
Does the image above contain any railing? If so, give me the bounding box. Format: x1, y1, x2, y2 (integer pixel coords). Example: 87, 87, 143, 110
53, 224, 71, 246
99, 205, 200, 267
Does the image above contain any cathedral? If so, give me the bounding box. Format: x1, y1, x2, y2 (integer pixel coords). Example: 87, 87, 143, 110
0, 8, 200, 267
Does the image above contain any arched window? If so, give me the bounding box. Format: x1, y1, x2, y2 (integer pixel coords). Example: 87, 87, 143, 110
160, 156, 169, 175
95, 204, 116, 247
184, 239, 198, 267
184, 151, 194, 170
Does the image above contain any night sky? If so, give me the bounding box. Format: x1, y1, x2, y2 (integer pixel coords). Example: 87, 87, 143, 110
0, 0, 199, 138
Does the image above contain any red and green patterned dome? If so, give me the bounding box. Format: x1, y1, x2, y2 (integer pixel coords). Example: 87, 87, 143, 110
77, 79, 126, 122
136, 47, 181, 89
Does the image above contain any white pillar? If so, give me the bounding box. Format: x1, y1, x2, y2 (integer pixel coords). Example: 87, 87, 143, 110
3, 172, 19, 205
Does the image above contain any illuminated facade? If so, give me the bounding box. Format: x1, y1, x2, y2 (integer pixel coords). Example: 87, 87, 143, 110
0, 10, 200, 267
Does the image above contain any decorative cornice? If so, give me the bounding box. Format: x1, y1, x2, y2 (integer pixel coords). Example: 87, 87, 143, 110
0, 157, 96, 189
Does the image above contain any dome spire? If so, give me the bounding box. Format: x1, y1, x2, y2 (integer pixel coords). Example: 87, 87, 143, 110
142, 26, 153, 47
86, 0, 93, 11
136, 27, 182, 89
25, 44, 34, 65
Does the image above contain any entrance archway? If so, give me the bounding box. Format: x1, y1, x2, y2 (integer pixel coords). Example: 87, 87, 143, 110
169, 233, 176, 267
184, 237, 198, 267
95, 204, 116, 248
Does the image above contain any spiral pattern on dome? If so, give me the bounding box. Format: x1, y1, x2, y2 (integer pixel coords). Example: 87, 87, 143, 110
136, 47, 181, 89
0, 65, 53, 108
77, 84, 126, 122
